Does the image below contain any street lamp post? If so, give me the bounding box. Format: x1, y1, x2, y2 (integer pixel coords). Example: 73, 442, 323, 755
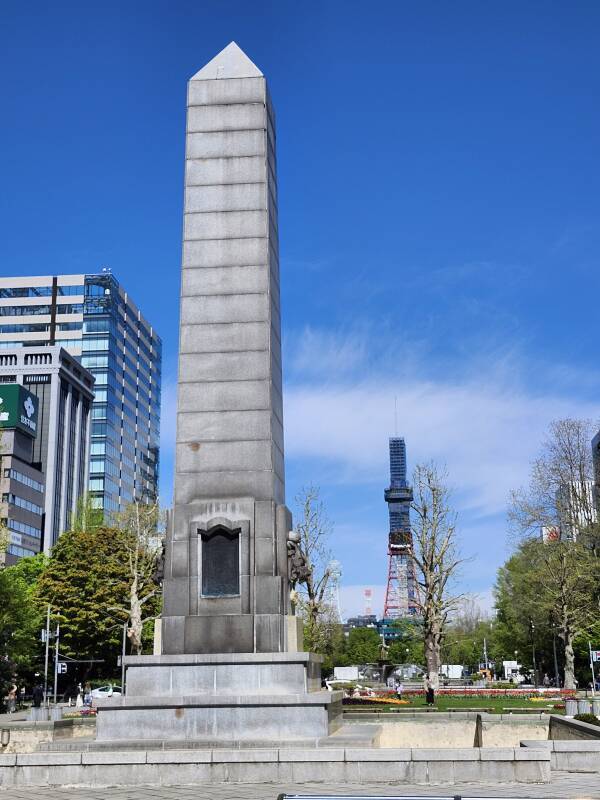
552, 626, 561, 688
530, 621, 538, 688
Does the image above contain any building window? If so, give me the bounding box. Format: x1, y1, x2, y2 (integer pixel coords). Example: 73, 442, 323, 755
0, 287, 52, 298
200, 527, 240, 597
2, 493, 43, 516
8, 519, 41, 538
3, 468, 44, 493
7, 544, 37, 558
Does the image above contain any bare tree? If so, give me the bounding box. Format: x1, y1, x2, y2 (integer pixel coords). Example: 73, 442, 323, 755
509, 418, 598, 542
451, 597, 489, 634
109, 502, 164, 655
411, 463, 467, 689
293, 486, 340, 653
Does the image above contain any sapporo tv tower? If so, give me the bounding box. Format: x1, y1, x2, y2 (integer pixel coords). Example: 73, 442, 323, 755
383, 437, 419, 617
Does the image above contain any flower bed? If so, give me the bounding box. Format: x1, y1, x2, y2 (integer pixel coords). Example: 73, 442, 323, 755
342, 687, 575, 707
384, 688, 575, 699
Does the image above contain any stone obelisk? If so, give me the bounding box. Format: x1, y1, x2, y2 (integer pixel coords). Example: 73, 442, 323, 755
163, 42, 293, 655
95, 45, 341, 744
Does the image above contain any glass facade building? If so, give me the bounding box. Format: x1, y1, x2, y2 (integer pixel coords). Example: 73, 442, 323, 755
0, 272, 162, 517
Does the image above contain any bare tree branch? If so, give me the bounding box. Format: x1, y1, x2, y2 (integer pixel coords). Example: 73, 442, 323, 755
411, 462, 469, 689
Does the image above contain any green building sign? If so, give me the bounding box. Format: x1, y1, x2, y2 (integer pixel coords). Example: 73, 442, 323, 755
0, 384, 39, 438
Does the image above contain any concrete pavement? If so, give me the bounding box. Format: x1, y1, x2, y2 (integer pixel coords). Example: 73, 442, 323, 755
0, 772, 599, 800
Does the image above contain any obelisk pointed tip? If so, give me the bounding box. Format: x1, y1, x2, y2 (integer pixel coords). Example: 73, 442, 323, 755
191, 42, 264, 81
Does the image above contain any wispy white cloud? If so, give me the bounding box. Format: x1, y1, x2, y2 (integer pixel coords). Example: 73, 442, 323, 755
283, 327, 599, 516
159, 322, 599, 604
286, 325, 369, 379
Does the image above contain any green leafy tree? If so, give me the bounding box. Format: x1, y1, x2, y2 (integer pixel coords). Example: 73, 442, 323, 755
320, 623, 350, 675
440, 603, 497, 674
494, 538, 596, 688
0, 554, 46, 707
388, 619, 425, 665
34, 524, 158, 671
346, 627, 380, 664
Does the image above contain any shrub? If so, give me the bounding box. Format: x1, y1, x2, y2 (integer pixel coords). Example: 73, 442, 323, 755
574, 713, 600, 726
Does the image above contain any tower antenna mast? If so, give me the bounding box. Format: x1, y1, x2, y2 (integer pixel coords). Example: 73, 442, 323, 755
383, 437, 419, 618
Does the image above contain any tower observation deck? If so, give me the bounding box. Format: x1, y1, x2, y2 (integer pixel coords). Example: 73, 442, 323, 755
383, 437, 419, 617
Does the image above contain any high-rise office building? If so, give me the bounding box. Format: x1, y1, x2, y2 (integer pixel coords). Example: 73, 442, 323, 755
0, 272, 162, 516
383, 437, 419, 617
0, 348, 94, 555
0, 382, 44, 565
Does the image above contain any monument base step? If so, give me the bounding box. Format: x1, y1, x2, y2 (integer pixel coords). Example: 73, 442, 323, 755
38, 725, 380, 752
96, 690, 342, 743
120, 651, 323, 698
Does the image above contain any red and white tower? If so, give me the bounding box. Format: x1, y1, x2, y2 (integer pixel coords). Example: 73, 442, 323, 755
383, 437, 419, 618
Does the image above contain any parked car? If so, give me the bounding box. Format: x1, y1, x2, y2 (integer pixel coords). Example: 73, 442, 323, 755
90, 685, 122, 698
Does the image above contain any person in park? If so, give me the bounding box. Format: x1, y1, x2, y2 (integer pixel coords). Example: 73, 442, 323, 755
83, 682, 93, 707
424, 676, 435, 706
5, 683, 17, 713
32, 683, 44, 708
396, 679, 404, 700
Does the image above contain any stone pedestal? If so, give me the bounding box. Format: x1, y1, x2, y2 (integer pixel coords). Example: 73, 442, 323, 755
96, 653, 342, 744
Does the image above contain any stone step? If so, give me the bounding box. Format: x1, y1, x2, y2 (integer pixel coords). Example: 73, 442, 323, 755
38, 725, 379, 753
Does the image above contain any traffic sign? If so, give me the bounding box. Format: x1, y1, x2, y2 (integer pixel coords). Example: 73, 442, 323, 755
592, 650, 600, 663
58, 662, 68, 674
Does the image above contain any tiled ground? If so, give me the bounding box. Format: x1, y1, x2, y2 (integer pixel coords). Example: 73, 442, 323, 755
1, 773, 599, 800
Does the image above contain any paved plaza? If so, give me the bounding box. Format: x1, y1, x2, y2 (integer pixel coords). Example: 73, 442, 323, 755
1, 773, 600, 800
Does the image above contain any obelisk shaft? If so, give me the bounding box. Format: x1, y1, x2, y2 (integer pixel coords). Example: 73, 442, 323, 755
175, 47, 284, 506
162, 43, 292, 655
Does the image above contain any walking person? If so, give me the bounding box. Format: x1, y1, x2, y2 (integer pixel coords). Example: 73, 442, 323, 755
424, 676, 435, 706
83, 682, 93, 707
6, 683, 17, 714
396, 679, 404, 700
32, 683, 44, 709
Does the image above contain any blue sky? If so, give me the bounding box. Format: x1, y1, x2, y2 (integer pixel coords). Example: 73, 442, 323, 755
2, 1, 599, 616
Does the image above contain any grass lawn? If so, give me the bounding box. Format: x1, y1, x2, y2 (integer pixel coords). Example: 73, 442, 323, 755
345, 694, 563, 714
432, 695, 560, 713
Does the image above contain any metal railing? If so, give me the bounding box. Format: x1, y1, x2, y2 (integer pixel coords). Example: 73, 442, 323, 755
278, 796, 558, 800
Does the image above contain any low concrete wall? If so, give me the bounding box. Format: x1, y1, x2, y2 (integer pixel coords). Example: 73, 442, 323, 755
344, 713, 549, 748
0, 747, 550, 787
479, 715, 548, 746
549, 714, 600, 741
521, 738, 600, 772
378, 718, 475, 748
0, 719, 95, 754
